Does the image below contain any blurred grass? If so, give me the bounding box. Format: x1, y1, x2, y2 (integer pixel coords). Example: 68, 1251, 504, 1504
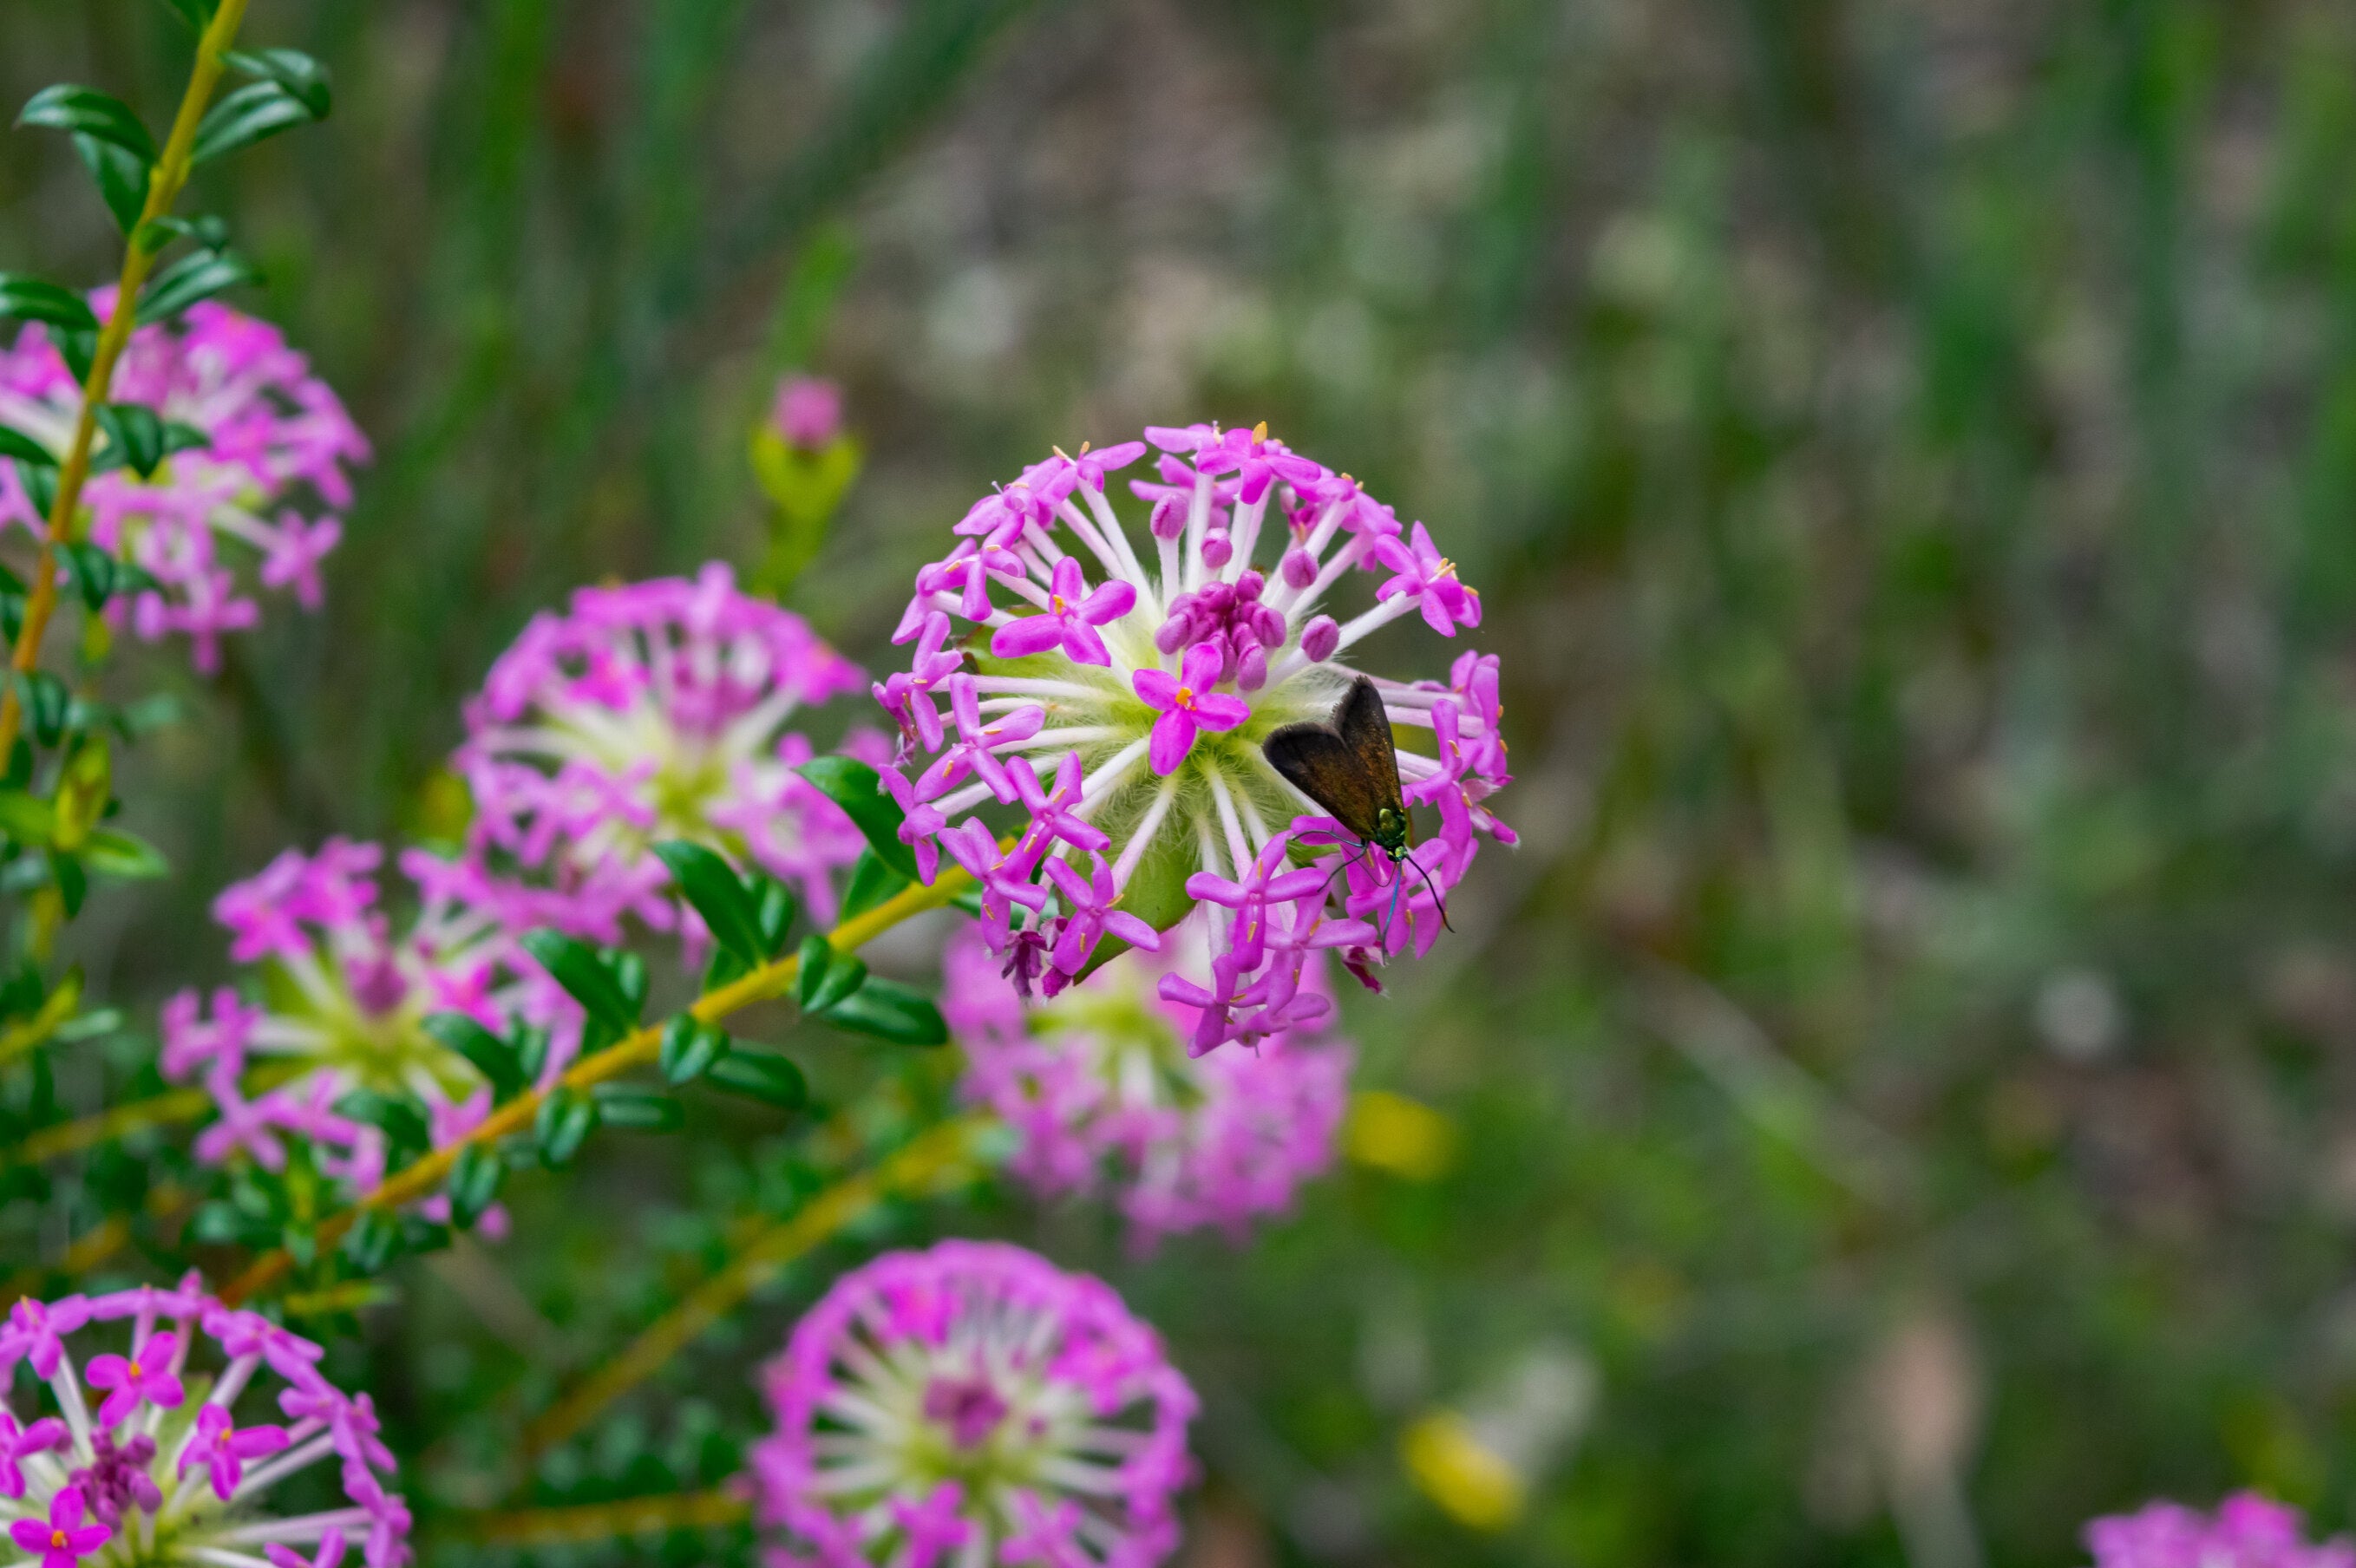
16, 0, 2356, 1564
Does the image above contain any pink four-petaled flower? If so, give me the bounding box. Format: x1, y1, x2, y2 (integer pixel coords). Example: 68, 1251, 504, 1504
178, 1405, 291, 1501
1133, 641, 1250, 774
989, 556, 1137, 667
83, 1332, 185, 1429
9, 1487, 109, 1568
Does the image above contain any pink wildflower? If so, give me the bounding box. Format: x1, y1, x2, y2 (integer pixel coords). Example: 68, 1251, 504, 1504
0, 297, 368, 673
160, 841, 575, 1192
874, 424, 1512, 1052
0, 1278, 409, 1568
454, 563, 878, 952
944, 922, 1351, 1244
2087, 1494, 2356, 1568
751, 1240, 1196, 1568
770, 376, 845, 450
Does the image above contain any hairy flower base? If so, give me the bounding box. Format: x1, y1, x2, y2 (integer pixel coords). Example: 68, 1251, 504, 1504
456, 562, 873, 955
0, 1280, 409, 1568
945, 923, 1351, 1244
160, 841, 574, 1205
877, 421, 1514, 1055
0, 299, 366, 672
752, 1241, 1195, 1568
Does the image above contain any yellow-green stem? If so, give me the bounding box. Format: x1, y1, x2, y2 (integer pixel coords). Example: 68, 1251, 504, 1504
0, 0, 251, 757
520, 1115, 985, 1461
218, 866, 974, 1306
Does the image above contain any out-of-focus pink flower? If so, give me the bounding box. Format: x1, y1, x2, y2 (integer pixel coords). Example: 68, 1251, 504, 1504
0, 297, 368, 674
2087, 1494, 2355, 1568
160, 840, 575, 1195
945, 921, 1351, 1244
0, 1278, 409, 1568
751, 1240, 1196, 1568
874, 423, 1513, 1053
455, 563, 877, 954
769, 375, 844, 450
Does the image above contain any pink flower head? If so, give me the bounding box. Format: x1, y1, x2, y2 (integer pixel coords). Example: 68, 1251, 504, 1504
162, 841, 579, 1187
876, 423, 1512, 1052
752, 1241, 1196, 1568
10, 1487, 108, 1568
770, 375, 844, 450
2087, 1494, 2356, 1568
946, 921, 1352, 1243
0, 1283, 408, 1567
455, 563, 875, 951
0, 297, 368, 673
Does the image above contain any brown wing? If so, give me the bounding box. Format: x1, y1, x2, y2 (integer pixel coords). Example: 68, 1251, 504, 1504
1332, 676, 1405, 813
1261, 717, 1383, 840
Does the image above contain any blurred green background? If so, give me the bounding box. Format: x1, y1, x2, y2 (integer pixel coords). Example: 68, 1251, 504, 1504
14, 0, 2356, 1564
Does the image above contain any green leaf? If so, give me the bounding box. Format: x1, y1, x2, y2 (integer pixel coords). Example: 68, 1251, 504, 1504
0, 789, 54, 845
332, 1089, 431, 1154
658, 1016, 729, 1085
806, 951, 868, 1015
794, 934, 833, 1009
0, 276, 98, 333
817, 977, 948, 1047
82, 829, 167, 879
751, 874, 799, 954
519, 931, 642, 1036
591, 1085, 683, 1131
341, 1211, 400, 1273
16, 86, 158, 164
135, 250, 259, 325
161, 421, 208, 456
652, 840, 766, 964
153, 0, 219, 30
62, 542, 117, 611
17, 672, 68, 747
224, 49, 331, 119
792, 757, 918, 880
134, 214, 229, 256
51, 326, 95, 386
446, 1143, 504, 1228
533, 1088, 598, 1168
73, 133, 149, 233
841, 847, 912, 919
705, 1050, 808, 1108
189, 80, 317, 167
14, 461, 56, 523
422, 1012, 524, 1099
0, 427, 54, 468
93, 404, 165, 480
47, 850, 85, 917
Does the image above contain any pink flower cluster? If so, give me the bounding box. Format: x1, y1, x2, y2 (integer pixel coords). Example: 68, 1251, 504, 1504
751, 1240, 1196, 1568
943, 924, 1351, 1243
2087, 1495, 2356, 1568
770, 376, 845, 451
0, 298, 368, 672
0, 1278, 409, 1568
455, 562, 878, 954
874, 421, 1513, 1053
160, 840, 576, 1202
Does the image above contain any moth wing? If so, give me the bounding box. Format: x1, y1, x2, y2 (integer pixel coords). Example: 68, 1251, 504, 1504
1261, 720, 1382, 840
1333, 675, 1405, 810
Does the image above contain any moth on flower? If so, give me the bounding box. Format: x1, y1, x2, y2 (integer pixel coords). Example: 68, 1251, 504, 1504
874, 422, 1514, 1054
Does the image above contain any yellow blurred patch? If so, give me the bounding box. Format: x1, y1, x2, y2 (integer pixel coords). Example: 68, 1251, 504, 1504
1401, 1409, 1523, 1531
409, 768, 474, 851
1345, 1090, 1457, 1179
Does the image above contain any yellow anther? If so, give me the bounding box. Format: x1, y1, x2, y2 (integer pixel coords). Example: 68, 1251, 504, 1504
1252, 421, 1269, 443
1175, 686, 1194, 705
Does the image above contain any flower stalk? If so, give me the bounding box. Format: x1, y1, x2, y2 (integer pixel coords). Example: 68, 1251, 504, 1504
519, 1115, 987, 1461
0, 0, 251, 756
466, 1489, 749, 1545
217, 866, 975, 1307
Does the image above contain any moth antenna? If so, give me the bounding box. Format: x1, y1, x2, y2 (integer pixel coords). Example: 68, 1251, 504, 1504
1410, 850, 1453, 932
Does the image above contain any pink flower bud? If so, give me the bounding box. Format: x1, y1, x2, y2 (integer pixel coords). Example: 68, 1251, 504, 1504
1235, 570, 1266, 602
1301, 614, 1339, 662
1237, 644, 1268, 690
1249, 604, 1286, 648
769, 376, 843, 449
1202, 530, 1233, 569
1281, 546, 1317, 589
1155, 612, 1195, 656
1149, 495, 1187, 539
